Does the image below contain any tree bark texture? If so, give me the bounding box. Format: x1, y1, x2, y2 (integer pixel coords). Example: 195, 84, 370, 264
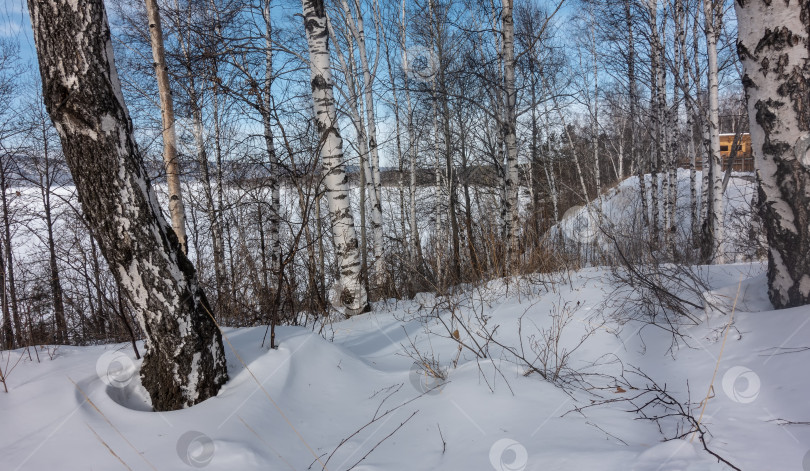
302, 0, 369, 315
736, 0, 810, 307
28, 0, 227, 411
502, 0, 520, 271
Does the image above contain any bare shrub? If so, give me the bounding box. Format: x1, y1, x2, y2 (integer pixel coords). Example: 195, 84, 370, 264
568, 366, 741, 470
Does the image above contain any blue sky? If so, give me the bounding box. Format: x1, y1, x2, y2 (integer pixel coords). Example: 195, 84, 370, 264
1, 0, 36, 63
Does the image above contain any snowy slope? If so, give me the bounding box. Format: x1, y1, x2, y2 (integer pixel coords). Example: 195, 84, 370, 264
2, 262, 809, 470
554, 169, 760, 262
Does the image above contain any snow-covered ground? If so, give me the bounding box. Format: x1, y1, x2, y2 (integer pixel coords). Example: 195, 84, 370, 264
2, 261, 809, 470
554, 169, 760, 262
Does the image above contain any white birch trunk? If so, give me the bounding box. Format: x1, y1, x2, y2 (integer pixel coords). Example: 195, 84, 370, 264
145, 0, 187, 254
302, 0, 368, 315
647, 0, 662, 246
262, 0, 281, 278
191, 104, 227, 301
341, 0, 385, 287
698, 32, 711, 245
736, 0, 810, 307
623, 0, 649, 230
668, 0, 684, 253
659, 4, 669, 247
693, 7, 709, 240
677, 0, 699, 243
327, 19, 372, 287
502, 0, 519, 270
703, 0, 725, 263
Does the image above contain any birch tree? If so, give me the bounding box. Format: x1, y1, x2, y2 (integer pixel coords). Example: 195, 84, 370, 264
28, 0, 227, 410
326, 15, 374, 291
0, 39, 21, 348
702, 0, 724, 263
502, 0, 520, 271
676, 0, 700, 244
625, 0, 650, 231
0, 247, 11, 348
260, 0, 281, 283
168, 0, 230, 311
0, 139, 21, 348
645, 0, 663, 246
736, 0, 810, 308
399, 0, 423, 266
340, 0, 385, 288
302, 0, 369, 315
145, 0, 188, 255
430, 0, 461, 282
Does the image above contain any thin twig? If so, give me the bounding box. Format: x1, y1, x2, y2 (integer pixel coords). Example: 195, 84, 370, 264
319, 383, 432, 470
345, 411, 418, 470
437, 423, 446, 453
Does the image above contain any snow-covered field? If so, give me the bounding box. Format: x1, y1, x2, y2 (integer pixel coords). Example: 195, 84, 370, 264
2, 261, 809, 470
